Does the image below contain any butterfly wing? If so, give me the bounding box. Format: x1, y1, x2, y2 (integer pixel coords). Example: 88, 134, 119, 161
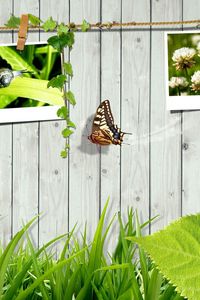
89, 100, 125, 145
92, 100, 114, 132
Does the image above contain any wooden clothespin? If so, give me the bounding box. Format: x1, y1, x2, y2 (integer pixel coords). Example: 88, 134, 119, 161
17, 14, 29, 51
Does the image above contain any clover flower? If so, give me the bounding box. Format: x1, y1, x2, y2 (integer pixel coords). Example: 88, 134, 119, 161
191, 70, 200, 92
169, 77, 189, 89
197, 41, 200, 55
172, 47, 196, 70
191, 34, 200, 46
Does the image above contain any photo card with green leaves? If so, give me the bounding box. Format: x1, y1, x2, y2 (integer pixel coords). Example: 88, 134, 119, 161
0, 41, 64, 122
166, 31, 200, 110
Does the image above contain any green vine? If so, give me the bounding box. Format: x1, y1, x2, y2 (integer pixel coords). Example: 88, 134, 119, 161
4, 14, 90, 158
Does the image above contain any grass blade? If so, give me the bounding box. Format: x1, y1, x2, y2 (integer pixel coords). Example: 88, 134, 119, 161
0, 216, 38, 297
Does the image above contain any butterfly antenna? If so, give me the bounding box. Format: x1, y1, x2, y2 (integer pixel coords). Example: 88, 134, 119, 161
123, 132, 132, 135
122, 142, 131, 146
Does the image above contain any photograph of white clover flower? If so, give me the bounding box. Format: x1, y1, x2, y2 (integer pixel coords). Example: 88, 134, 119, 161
166, 31, 200, 110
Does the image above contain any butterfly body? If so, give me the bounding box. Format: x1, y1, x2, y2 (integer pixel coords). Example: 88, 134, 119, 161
88, 100, 129, 146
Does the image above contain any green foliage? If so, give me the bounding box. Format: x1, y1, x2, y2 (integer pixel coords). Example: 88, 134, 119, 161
57, 105, 69, 119
3, 14, 77, 157
57, 22, 69, 35
0, 44, 62, 107
5, 15, 20, 27
0, 77, 64, 106
81, 19, 90, 32
47, 74, 67, 90
65, 90, 76, 105
42, 16, 57, 31
168, 33, 200, 96
62, 128, 74, 138
0, 200, 184, 299
63, 62, 73, 77
48, 32, 75, 52
128, 214, 200, 300
28, 14, 41, 26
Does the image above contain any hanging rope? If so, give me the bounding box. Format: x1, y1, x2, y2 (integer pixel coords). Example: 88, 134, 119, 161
0, 19, 200, 31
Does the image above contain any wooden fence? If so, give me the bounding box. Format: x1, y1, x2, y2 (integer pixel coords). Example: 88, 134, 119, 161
0, 0, 200, 246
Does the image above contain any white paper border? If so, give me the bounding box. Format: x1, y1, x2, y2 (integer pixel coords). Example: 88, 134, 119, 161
165, 30, 200, 110
0, 41, 62, 122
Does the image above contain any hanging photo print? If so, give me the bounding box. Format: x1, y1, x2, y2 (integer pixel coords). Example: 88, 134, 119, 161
0, 42, 63, 122
165, 31, 200, 110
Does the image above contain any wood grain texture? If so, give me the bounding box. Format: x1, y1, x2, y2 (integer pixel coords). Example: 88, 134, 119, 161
101, 0, 121, 250
39, 0, 69, 245
150, 0, 182, 232
121, 0, 150, 225
182, 0, 200, 215
0, 0, 12, 245
1, 0, 200, 246
69, 0, 100, 235
12, 0, 40, 240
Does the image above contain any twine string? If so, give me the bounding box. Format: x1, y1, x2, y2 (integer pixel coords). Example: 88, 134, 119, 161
0, 19, 200, 31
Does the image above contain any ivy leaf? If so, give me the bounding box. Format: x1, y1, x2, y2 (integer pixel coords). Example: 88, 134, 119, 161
65, 90, 76, 105
63, 62, 73, 77
62, 128, 73, 138
57, 106, 69, 119
81, 19, 90, 32
67, 120, 76, 129
48, 32, 74, 52
47, 75, 67, 90
43, 17, 57, 32
28, 14, 41, 26
5, 15, 20, 28
57, 22, 69, 35
61, 150, 67, 158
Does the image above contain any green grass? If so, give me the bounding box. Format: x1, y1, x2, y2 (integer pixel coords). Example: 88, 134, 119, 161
0, 199, 184, 300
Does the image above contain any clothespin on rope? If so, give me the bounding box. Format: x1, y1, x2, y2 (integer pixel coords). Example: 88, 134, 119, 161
17, 14, 29, 51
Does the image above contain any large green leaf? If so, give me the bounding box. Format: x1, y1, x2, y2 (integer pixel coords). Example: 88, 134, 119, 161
0, 77, 64, 106
0, 46, 39, 78
127, 214, 200, 300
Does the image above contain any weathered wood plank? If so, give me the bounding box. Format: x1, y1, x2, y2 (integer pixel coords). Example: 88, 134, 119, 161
121, 0, 150, 226
182, 0, 200, 215
101, 0, 121, 250
39, 0, 69, 245
150, 0, 182, 232
69, 0, 100, 236
12, 0, 40, 240
0, 1, 12, 246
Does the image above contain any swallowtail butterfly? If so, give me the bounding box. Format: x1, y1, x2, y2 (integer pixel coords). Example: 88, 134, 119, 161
88, 100, 131, 146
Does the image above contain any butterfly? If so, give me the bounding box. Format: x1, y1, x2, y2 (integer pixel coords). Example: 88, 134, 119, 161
88, 100, 131, 146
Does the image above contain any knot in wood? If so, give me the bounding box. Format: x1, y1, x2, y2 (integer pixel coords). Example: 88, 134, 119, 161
182, 142, 189, 150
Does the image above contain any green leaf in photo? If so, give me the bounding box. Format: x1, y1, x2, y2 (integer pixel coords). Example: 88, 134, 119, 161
5, 15, 20, 28
81, 19, 90, 32
65, 90, 76, 105
62, 128, 73, 138
43, 16, 57, 32
0, 46, 39, 78
57, 106, 69, 119
57, 22, 69, 35
127, 214, 200, 300
47, 74, 67, 90
0, 77, 64, 106
63, 62, 73, 77
28, 14, 41, 26
0, 95, 17, 108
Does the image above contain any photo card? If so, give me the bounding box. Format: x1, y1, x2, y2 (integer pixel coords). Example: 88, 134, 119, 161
165, 31, 200, 110
0, 42, 63, 122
